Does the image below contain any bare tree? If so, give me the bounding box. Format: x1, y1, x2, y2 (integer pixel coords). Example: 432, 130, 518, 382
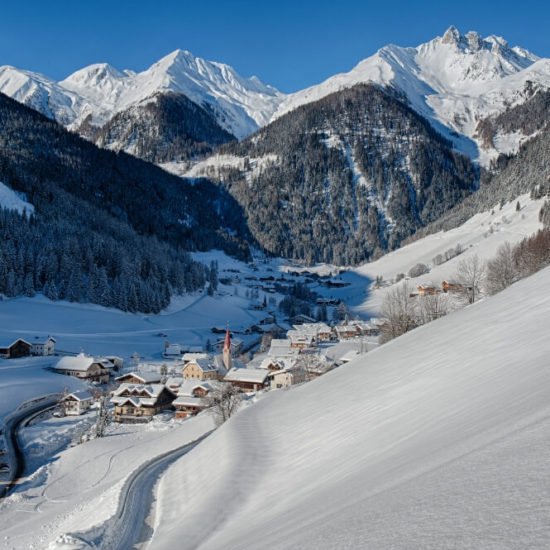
418, 292, 449, 323
293, 353, 322, 382
203, 384, 243, 427
486, 242, 520, 295
454, 254, 486, 303
380, 282, 418, 343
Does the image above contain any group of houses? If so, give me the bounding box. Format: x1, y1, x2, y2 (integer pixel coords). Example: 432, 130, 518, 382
0, 336, 56, 359
53, 353, 124, 383
413, 280, 471, 297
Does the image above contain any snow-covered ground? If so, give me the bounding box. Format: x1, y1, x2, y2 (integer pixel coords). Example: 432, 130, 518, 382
149, 262, 550, 550
0, 413, 214, 550
0, 181, 34, 215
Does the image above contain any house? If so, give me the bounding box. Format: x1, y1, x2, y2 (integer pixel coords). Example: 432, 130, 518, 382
62, 390, 93, 416
115, 371, 162, 385
182, 357, 220, 381
290, 314, 317, 325
111, 384, 176, 423
173, 380, 213, 419
441, 280, 468, 293
163, 343, 183, 358
334, 324, 359, 340
30, 336, 56, 356
0, 338, 32, 359
268, 339, 300, 358
417, 284, 439, 296
268, 368, 307, 390
287, 330, 316, 349
224, 368, 270, 392
53, 354, 110, 383
295, 323, 333, 342
182, 352, 209, 363
165, 376, 184, 393
258, 358, 286, 372
104, 355, 124, 370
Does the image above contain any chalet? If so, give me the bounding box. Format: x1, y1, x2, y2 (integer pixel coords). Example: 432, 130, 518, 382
115, 371, 162, 385
287, 330, 316, 350
348, 321, 371, 336
104, 355, 124, 370
268, 339, 300, 358
111, 384, 176, 423
290, 314, 317, 325
441, 280, 468, 293
268, 368, 307, 390
182, 357, 219, 381
173, 380, 213, 419
62, 390, 93, 416
258, 358, 286, 372
417, 285, 439, 296
224, 368, 270, 392
165, 376, 184, 393
0, 338, 31, 359
334, 324, 359, 340
53, 354, 110, 383
295, 323, 333, 342
163, 343, 183, 358
30, 336, 56, 356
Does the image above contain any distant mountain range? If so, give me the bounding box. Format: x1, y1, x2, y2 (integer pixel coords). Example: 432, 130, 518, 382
1, 27, 548, 166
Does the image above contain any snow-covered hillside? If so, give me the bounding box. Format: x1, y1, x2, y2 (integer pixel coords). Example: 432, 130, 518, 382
0, 181, 34, 215
0, 50, 285, 139
150, 263, 550, 550
273, 26, 550, 164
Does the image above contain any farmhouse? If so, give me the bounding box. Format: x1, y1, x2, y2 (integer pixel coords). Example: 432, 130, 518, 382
287, 330, 316, 349
111, 384, 176, 423
173, 380, 213, 419
224, 368, 270, 392
268, 339, 300, 358
53, 354, 110, 383
62, 390, 93, 416
30, 336, 56, 356
334, 324, 359, 340
441, 280, 469, 293
163, 343, 183, 358
182, 357, 220, 381
268, 368, 307, 390
116, 371, 162, 385
0, 338, 31, 359
417, 284, 439, 296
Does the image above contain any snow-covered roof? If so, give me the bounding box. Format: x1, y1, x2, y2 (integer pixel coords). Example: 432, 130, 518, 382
112, 383, 167, 398
54, 354, 95, 372
0, 338, 31, 348
173, 396, 206, 407
224, 368, 269, 384
165, 376, 184, 388
178, 380, 213, 397
31, 336, 56, 344
268, 339, 299, 357
185, 357, 218, 372
183, 352, 209, 362
164, 344, 182, 355
116, 371, 162, 384
64, 390, 93, 402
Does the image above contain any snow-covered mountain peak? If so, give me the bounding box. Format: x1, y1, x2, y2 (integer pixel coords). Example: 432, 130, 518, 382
0, 49, 286, 139
273, 27, 549, 164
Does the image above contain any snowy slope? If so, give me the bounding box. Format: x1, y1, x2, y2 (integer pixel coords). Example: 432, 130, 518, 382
0, 181, 34, 215
0, 51, 285, 139
273, 26, 550, 163
150, 264, 550, 550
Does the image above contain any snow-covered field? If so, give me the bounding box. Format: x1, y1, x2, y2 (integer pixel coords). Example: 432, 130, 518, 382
149, 263, 550, 550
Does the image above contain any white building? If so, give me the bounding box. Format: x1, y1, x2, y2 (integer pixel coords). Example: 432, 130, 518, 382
62, 390, 93, 416
30, 336, 56, 356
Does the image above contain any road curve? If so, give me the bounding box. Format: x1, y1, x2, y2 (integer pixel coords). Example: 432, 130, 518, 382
71, 431, 212, 550
0, 395, 60, 499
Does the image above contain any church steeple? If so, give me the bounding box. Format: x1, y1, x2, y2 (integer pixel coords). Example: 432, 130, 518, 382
223, 326, 232, 370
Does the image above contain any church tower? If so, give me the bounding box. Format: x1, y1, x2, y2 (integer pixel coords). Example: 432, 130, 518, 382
223, 327, 233, 370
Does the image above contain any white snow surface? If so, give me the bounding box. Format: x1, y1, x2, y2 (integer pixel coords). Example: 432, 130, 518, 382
0, 51, 286, 139
273, 26, 550, 164
150, 264, 550, 550
0, 181, 34, 215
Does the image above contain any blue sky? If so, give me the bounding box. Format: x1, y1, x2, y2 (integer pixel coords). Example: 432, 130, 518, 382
1, 0, 548, 92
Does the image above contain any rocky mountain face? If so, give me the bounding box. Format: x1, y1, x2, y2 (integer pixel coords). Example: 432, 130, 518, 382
188, 84, 477, 265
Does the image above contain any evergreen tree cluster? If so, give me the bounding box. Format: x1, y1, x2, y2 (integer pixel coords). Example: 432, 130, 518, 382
0, 206, 207, 313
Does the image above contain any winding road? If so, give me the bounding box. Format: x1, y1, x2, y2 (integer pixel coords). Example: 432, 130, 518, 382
0, 395, 60, 499
72, 431, 211, 550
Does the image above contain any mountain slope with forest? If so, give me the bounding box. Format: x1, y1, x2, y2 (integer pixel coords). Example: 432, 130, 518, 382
0, 92, 251, 312
188, 84, 477, 265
